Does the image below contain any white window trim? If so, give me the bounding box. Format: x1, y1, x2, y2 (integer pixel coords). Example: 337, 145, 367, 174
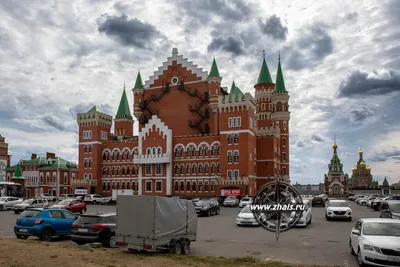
237, 117, 241, 127
211, 180, 216, 192
145, 164, 152, 176
234, 170, 239, 178
227, 170, 232, 179
262, 103, 266, 111
283, 121, 287, 130
145, 180, 152, 192
204, 180, 209, 192
155, 180, 162, 192
192, 180, 197, 191
156, 164, 162, 175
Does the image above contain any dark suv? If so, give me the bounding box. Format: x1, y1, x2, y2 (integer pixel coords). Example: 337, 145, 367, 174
312, 196, 326, 207
194, 198, 220, 216
71, 212, 116, 247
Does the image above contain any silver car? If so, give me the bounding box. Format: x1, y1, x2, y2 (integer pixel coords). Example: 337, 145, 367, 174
13, 198, 49, 214
223, 196, 239, 207
0, 197, 23, 211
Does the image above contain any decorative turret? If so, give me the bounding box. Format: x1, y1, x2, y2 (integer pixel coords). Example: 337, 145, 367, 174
383, 177, 389, 187
271, 54, 290, 123
11, 163, 24, 180
256, 51, 273, 86
274, 54, 287, 93
134, 71, 144, 90
114, 85, 134, 137
352, 165, 357, 172
133, 71, 145, 119
208, 57, 221, 115
227, 80, 245, 102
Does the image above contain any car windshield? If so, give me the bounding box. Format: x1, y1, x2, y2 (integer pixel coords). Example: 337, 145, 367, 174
197, 199, 210, 206
22, 199, 34, 204
226, 197, 236, 200
363, 222, 400, 236
329, 201, 349, 207
20, 210, 41, 218
241, 198, 251, 201
240, 206, 252, 213
389, 203, 400, 213
58, 200, 71, 205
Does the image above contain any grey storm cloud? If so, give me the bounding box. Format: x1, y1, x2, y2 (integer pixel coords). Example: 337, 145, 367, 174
283, 24, 333, 70
338, 69, 400, 97
97, 14, 166, 49
259, 15, 288, 41
347, 105, 375, 125
207, 34, 246, 56
370, 146, 400, 162
295, 139, 305, 147
311, 134, 324, 142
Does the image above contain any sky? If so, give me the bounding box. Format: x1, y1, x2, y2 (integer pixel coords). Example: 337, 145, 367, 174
1, 0, 400, 185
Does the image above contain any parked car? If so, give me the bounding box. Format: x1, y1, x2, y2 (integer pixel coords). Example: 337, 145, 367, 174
39, 193, 57, 202
84, 194, 104, 204
349, 218, 400, 266
367, 196, 383, 207
371, 195, 395, 211
191, 198, 200, 205
14, 208, 79, 241
311, 196, 325, 207
51, 199, 87, 214
356, 195, 369, 204
379, 200, 400, 219
325, 200, 352, 221
100, 196, 113, 205
236, 206, 259, 226
13, 198, 49, 214
359, 196, 377, 206
58, 194, 76, 200
238, 197, 253, 208
223, 196, 239, 207
0, 197, 23, 211
194, 198, 220, 216
71, 212, 117, 247
295, 200, 312, 227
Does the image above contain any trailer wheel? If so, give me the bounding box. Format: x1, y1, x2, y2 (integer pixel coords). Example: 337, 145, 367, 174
172, 241, 182, 254
181, 240, 190, 255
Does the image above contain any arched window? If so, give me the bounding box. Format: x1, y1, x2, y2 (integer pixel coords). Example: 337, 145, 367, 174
180, 165, 184, 175
180, 148, 184, 157
157, 147, 162, 156
204, 163, 209, 174
107, 182, 110, 191
217, 163, 220, 173
152, 148, 156, 155
174, 148, 179, 157
84, 145, 87, 153
107, 167, 110, 176
198, 164, 203, 174
198, 147, 203, 156
174, 165, 179, 175
117, 152, 120, 160
126, 151, 130, 160
204, 146, 209, 156
102, 168, 106, 176
112, 167, 115, 175
282, 138, 286, 147
211, 146, 215, 156
132, 166, 136, 175
192, 164, 197, 174
186, 164, 191, 174
282, 153, 286, 162
117, 167, 120, 175
122, 166, 126, 175
126, 166, 130, 176
103, 153, 106, 160
147, 148, 151, 155
282, 167, 286, 175
192, 147, 196, 157
107, 152, 110, 160
211, 163, 216, 173
102, 183, 106, 191
122, 151, 125, 160
186, 147, 191, 157
217, 145, 220, 155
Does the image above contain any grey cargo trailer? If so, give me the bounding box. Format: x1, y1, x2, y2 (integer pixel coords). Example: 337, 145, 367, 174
115, 195, 197, 254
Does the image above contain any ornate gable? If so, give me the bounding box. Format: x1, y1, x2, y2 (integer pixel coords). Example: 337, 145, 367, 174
145, 48, 208, 89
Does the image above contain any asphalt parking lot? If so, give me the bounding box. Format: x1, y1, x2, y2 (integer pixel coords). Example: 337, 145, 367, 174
0, 200, 378, 267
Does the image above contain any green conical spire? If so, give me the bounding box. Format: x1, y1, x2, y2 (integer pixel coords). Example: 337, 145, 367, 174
256, 51, 273, 85
12, 164, 25, 179
134, 71, 144, 89
208, 57, 220, 77
115, 86, 132, 120
86, 106, 96, 113
274, 54, 287, 93
228, 80, 245, 102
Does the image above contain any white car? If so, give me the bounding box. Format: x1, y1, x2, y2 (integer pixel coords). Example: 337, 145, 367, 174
350, 218, 400, 266
84, 194, 104, 204
326, 200, 352, 221
0, 197, 23, 211
223, 196, 239, 207
238, 197, 253, 208
295, 200, 312, 227
39, 193, 57, 202
237, 205, 259, 226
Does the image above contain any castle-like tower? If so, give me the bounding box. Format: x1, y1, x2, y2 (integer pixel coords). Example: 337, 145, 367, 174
74, 48, 290, 197
324, 138, 348, 195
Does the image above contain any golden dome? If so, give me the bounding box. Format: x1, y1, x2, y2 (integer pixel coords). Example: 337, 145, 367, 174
359, 148, 363, 153
360, 161, 366, 167
366, 165, 371, 170
332, 143, 338, 149
352, 165, 357, 171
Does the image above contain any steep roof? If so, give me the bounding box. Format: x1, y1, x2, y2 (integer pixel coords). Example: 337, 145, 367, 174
208, 58, 220, 77
228, 80, 245, 102
256, 54, 273, 85
274, 55, 287, 93
134, 71, 144, 89
115, 88, 132, 120
87, 106, 97, 113
40, 157, 78, 170
11, 164, 24, 179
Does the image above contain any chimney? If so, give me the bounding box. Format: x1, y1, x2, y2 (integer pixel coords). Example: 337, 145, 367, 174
31, 153, 37, 160
46, 152, 56, 159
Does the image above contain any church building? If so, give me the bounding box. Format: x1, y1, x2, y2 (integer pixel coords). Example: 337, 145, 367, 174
73, 48, 291, 198
351, 149, 373, 188
324, 138, 348, 196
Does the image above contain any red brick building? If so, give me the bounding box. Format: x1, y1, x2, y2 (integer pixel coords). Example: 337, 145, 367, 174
5, 153, 78, 198
74, 48, 290, 198
350, 149, 373, 188
324, 139, 348, 196
0, 135, 11, 182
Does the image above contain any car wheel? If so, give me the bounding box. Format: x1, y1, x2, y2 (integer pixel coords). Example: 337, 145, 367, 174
357, 247, 365, 266
53, 198, 57, 202
181, 240, 190, 255
349, 239, 356, 255
14, 210, 20, 214
40, 228, 53, 241
309, 216, 312, 224
173, 241, 182, 254
207, 210, 211, 217
81, 208, 86, 214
